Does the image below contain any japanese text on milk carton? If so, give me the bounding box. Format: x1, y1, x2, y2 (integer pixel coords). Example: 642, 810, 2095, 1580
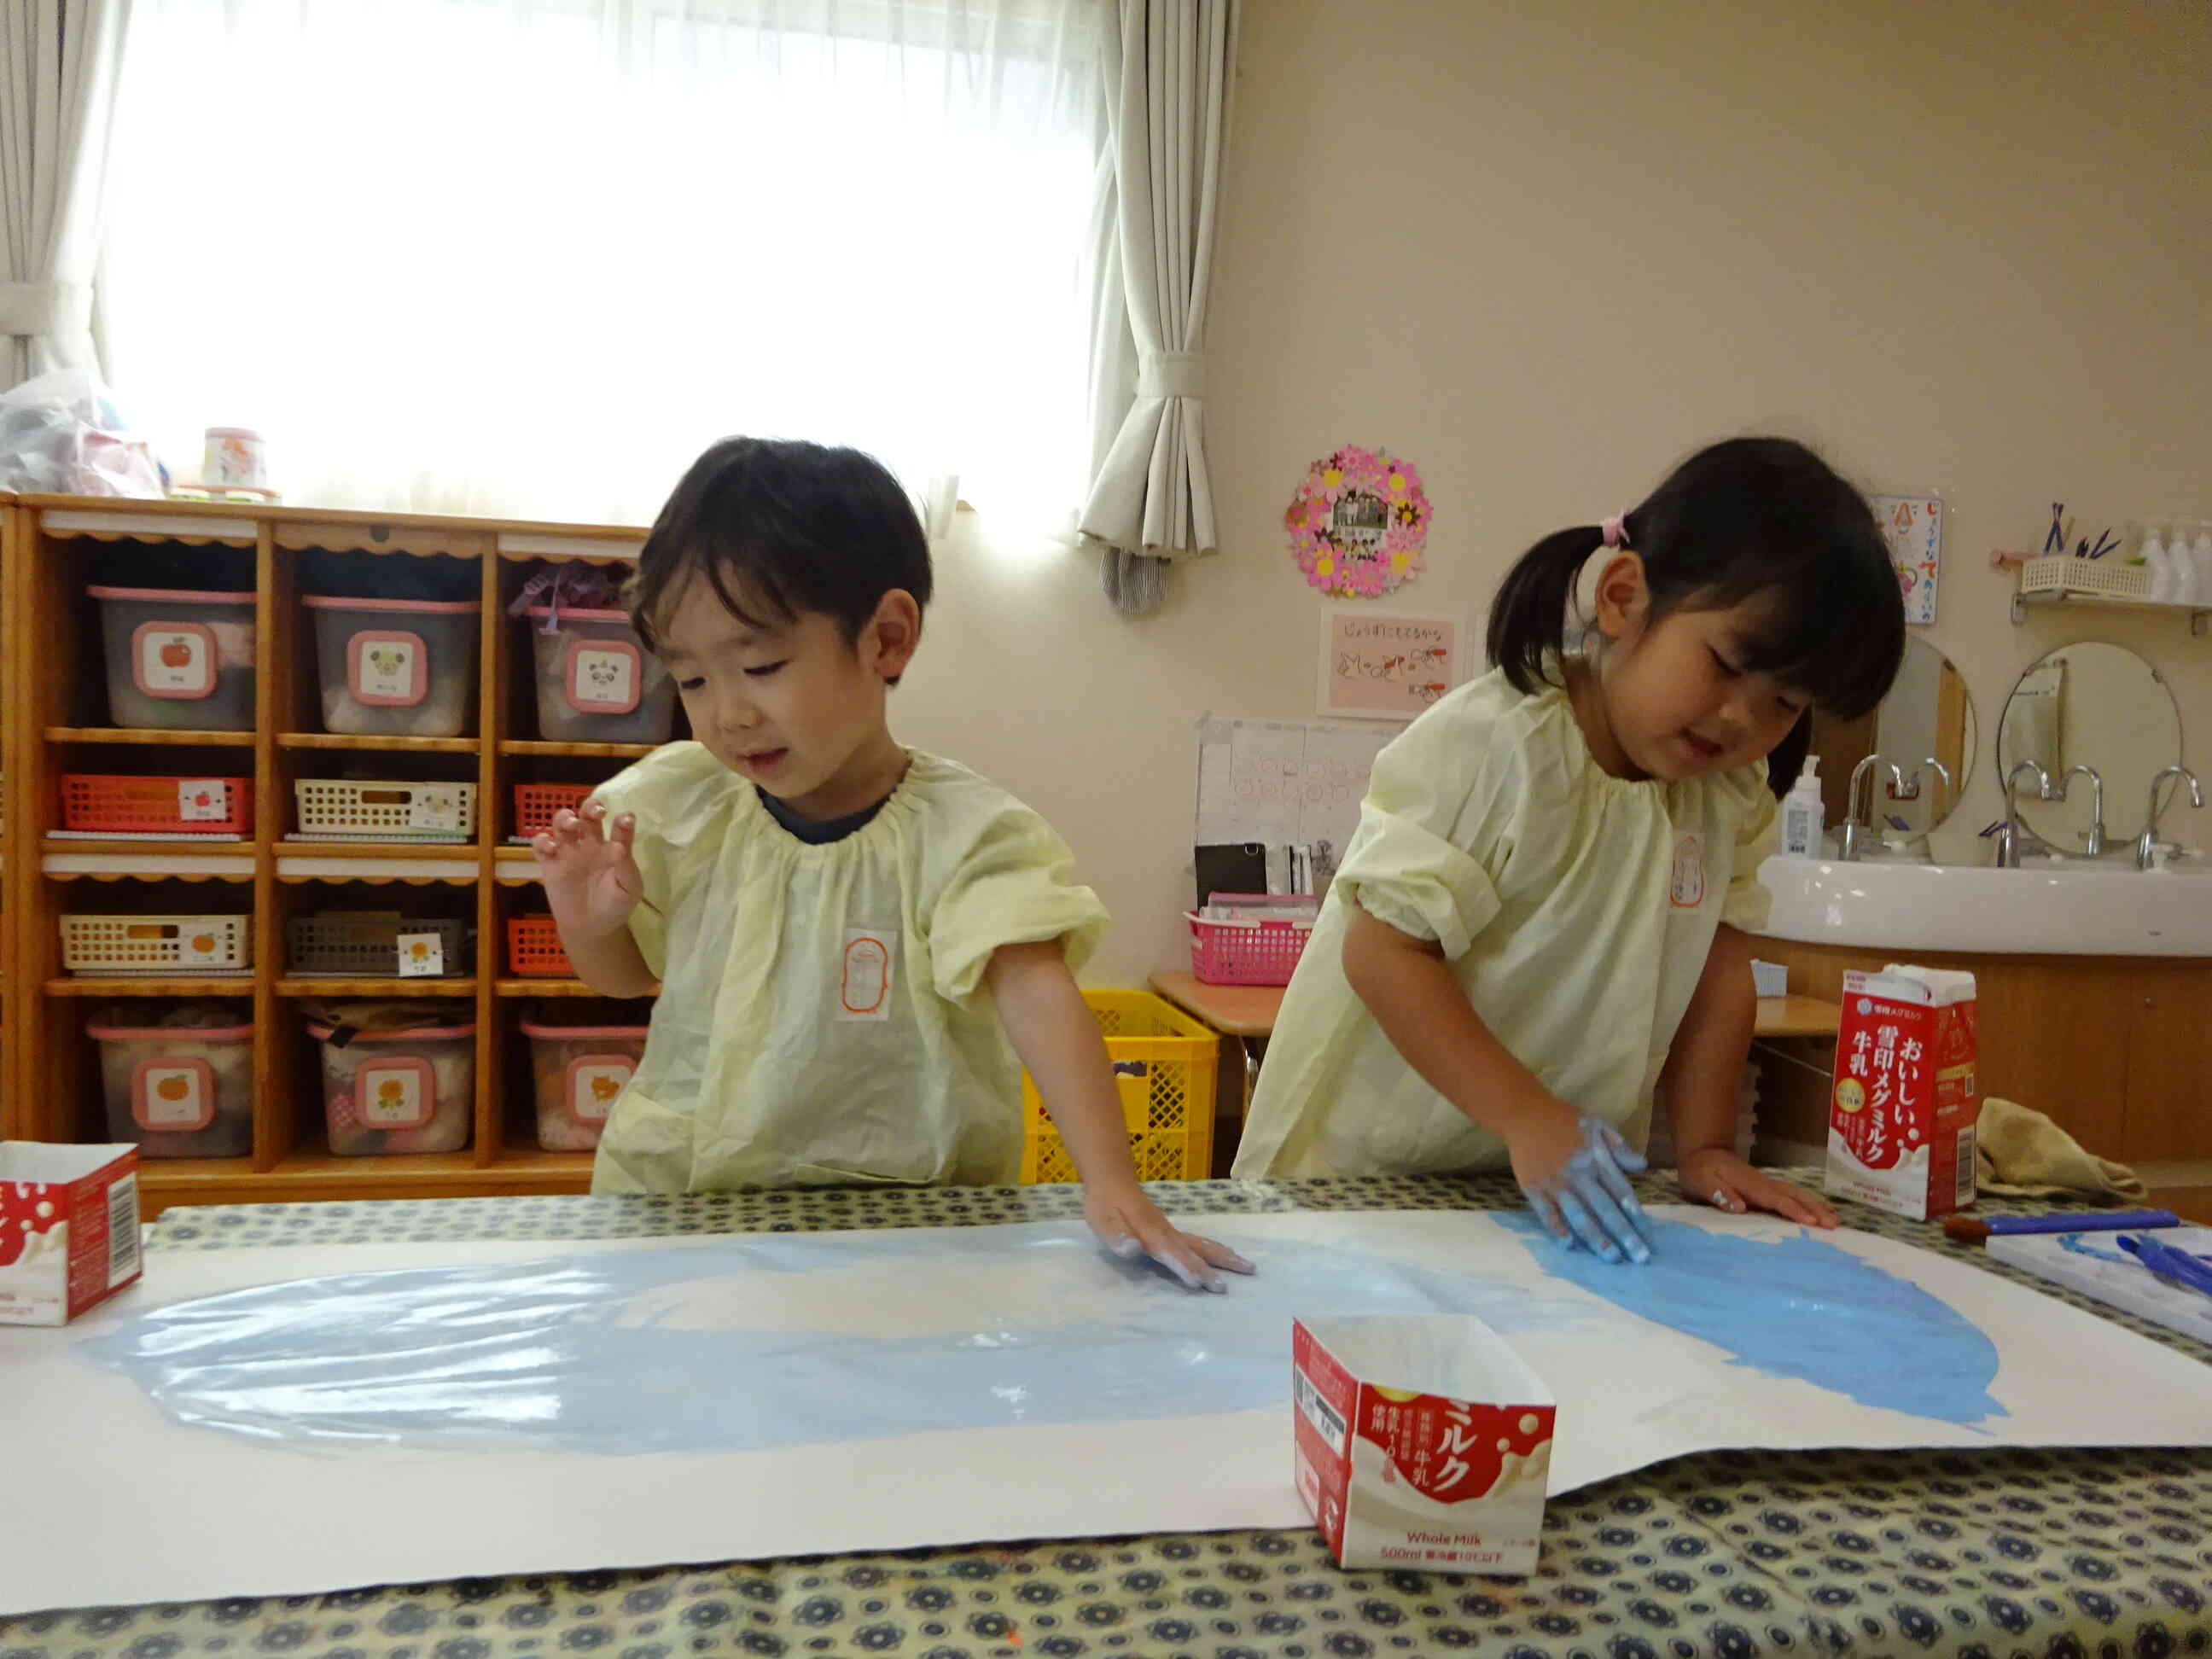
1292, 1314, 1554, 1575
1825, 966, 1978, 1220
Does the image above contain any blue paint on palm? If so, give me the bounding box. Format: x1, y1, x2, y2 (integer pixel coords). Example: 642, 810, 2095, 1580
1499, 1214, 2006, 1425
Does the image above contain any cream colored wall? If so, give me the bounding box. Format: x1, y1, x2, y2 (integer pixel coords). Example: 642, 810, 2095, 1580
898, 0, 2212, 985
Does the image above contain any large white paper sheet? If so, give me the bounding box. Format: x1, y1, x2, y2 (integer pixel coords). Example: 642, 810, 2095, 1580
4, 1208, 2205, 1615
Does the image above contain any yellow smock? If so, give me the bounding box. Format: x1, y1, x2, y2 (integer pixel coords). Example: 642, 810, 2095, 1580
1231, 671, 1777, 1180
585, 744, 1109, 1193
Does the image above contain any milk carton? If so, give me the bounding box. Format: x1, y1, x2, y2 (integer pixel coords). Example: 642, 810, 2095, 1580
1825, 965, 1979, 1220
0, 1143, 143, 1326
1291, 1314, 1555, 1575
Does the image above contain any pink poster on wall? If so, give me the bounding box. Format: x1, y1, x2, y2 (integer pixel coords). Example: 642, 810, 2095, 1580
1320, 609, 1463, 720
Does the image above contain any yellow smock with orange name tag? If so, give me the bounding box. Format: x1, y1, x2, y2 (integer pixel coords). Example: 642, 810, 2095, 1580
585, 743, 1108, 1193
1231, 671, 1778, 1180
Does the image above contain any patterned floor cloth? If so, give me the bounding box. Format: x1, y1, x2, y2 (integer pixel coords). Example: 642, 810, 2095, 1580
6, 1173, 2205, 1659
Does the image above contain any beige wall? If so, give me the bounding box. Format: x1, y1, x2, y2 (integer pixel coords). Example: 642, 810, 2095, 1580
898, 0, 2212, 984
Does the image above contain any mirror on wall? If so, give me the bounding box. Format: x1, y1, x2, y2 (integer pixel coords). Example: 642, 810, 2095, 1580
1810, 637, 1977, 842
1997, 642, 2182, 850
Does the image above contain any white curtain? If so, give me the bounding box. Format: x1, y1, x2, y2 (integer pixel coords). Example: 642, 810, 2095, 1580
98, 0, 1104, 526
1, 0, 128, 387
1079, 0, 1236, 614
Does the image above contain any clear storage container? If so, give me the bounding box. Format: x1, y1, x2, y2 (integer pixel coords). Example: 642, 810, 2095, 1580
308, 1017, 475, 1155
305, 596, 481, 737
521, 1013, 648, 1151
89, 586, 257, 731
524, 606, 675, 744
88, 1009, 255, 1159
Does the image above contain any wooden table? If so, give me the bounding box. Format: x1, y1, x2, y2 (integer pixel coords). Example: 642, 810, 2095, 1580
1150, 973, 1840, 1175
1151, 972, 1840, 1043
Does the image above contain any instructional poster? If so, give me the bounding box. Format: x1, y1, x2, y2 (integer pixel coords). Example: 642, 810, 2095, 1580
1319, 608, 1462, 719
1871, 492, 1942, 626
1196, 715, 1399, 853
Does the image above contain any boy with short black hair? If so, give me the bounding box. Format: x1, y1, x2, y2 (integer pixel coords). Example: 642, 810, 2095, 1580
536, 437, 1250, 1291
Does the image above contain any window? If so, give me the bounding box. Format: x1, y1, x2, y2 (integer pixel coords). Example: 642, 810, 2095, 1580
102, 0, 1103, 525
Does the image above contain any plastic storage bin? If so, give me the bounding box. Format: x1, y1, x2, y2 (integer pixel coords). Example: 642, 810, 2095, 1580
507, 914, 573, 977
288, 913, 472, 977
514, 782, 593, 841
61, 774, 253, 837
521, 1012, 648, 1150
87, 1010, 255, 1158
89, 586, 257, 731
294, 779, 477, 841
309, 1018, 475, 1155
525, 607, 676, 744
1020, 990, 1217, 1184
1186, 911, 1313, 986
305, 595, 481, 737
61, 914, 252, 976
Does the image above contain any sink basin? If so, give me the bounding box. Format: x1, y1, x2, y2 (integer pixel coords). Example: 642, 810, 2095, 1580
1757, 856, 2212, 957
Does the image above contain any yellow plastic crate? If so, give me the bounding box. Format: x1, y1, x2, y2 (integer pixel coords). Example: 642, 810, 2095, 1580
1020, 989, 1218, 1184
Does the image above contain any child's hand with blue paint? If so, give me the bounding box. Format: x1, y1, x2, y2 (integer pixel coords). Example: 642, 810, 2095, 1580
1509, 1107, 1655, 1265
1086, 1185, 1255, 1294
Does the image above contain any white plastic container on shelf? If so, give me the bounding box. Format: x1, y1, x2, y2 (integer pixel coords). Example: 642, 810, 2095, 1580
308, 1018, 475, 1155
521, 1013, 647, 1151
524, 606, 676, 744
304, 596, 481, 737
60, 913, 253, 976
87, 1010, 254, 1159
89, 585, 257, 731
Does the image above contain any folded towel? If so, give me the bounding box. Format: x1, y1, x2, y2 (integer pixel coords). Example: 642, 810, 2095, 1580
1975, 1096, 2146, 1201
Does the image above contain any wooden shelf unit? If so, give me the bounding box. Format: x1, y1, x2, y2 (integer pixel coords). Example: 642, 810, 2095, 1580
1, 492, 661, 1213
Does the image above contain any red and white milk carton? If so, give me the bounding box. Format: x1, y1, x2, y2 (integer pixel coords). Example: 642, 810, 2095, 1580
1291, 1314, 1555, 1576
1825, 965, 1980, 1220
0, 1142, 143, 1326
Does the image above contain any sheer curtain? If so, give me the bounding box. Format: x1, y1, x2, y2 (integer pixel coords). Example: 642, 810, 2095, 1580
2, 0, 128, 386
99, 0, 1103, 527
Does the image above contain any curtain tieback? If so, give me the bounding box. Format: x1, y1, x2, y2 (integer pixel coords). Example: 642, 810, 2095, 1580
0, 281, 92, 337
1137, 349, 1204, 400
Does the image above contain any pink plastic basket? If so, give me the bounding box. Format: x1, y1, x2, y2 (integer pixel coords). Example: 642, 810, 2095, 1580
1186, 911, 1313, 986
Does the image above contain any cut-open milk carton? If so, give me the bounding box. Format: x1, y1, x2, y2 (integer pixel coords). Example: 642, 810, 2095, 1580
1291, 1314, 1555, 1575
0, 1142, 142, 1326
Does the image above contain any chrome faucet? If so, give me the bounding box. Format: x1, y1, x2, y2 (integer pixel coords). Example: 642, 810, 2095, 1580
1998, 761, 2057, 869
2135, 765, 2204, 870
1841, 755, 1906, 861
1899, 758, 1954, 862
2060, 765, 2107, 856
1914, 758, 1954, 824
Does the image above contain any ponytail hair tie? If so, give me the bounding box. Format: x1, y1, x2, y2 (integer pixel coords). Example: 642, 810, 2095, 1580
1600, 514, 1631, 550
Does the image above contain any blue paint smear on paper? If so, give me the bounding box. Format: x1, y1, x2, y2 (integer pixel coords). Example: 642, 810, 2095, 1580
1500, 1214, 2005, 1426
85, 1229, 1576, 1455
87, 1219, 2005, 1455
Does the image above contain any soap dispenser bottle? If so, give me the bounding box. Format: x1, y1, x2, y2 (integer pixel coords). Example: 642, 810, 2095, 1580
2173, 521, 2203, 607
2143, 523, 2177, 602
2191, 521, 2212, 599
1782, 755, 1825, 858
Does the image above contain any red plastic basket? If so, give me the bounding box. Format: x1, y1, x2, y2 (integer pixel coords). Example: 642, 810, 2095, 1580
514, 783, 594, 840
1187, 912, 1313, 986
507, 914, 574, 978
61, 774, 254, 836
